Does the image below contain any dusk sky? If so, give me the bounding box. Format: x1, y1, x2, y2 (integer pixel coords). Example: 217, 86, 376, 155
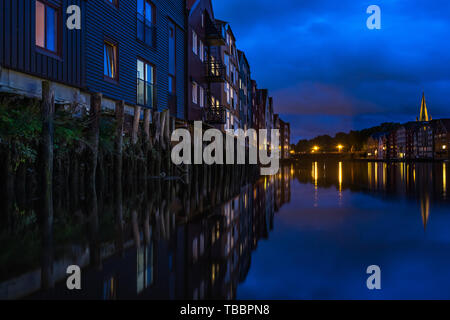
212, 0, 450, 142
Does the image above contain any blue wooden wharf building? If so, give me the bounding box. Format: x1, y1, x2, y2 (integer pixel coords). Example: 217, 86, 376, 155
0, 0, 187, 121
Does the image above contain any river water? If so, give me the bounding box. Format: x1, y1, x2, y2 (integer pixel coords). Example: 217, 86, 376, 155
1, 160, 449, 300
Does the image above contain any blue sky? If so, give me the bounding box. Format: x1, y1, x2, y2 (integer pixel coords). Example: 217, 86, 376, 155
212, 0, 450, 141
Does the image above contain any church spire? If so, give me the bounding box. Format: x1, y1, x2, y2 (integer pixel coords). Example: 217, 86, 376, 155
418, 92, 430, 122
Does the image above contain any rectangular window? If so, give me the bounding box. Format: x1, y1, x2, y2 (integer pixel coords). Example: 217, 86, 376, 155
168, 76, 175, 95
199, 87, 204, 108
107, 0, 118, 7
104, 41, 118, 80
199, 40, 204, 62
224, 54, 229, 76
137, 0, 156, 47
192, 31, 198, 55
137, 59, 155, 108
35, 1, 58, 53
225, 82, 230, 104
192, 82, 198, 104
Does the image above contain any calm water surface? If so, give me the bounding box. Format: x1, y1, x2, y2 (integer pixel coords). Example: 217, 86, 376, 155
1, 160, 449, 300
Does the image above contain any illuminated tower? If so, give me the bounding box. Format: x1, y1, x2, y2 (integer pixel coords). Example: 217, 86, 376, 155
417, 92, 431, 122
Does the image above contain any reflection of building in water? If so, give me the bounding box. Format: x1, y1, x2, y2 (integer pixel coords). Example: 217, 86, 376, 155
1, 168, 293, 300
420, 194, 430, 230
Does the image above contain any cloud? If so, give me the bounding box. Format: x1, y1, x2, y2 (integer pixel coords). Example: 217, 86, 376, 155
212, 0, 450, 141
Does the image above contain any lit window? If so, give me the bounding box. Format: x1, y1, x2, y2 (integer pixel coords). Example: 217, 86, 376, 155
104, 42, 118, 79
192, 82, 198, 104
192, 31, 198, 55
199, 87, 204, 108
35, 1, 58, 53
199, 40, 204, 62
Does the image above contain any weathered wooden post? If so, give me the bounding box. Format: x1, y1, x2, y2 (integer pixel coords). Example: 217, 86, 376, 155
143, 108, 151, 187
86, 93, 101, 270
114, 101, 125, 194
39, 81, 55, 290
144, 109, 151, 146
86, 93, 101, 197
114, 101, 125, 257
132, 106, 141, 145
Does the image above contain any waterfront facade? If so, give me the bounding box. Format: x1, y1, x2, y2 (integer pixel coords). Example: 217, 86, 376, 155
365, 94, 449, 160
0, 0, 86, 104
238, 50, 252, 131
274, 114, 291, 159
1, 0, 290, 153
0, 0, 187, 120
87, 0, 186, 119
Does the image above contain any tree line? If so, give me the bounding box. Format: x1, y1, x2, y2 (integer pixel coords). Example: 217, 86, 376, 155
293, 122, 401, 153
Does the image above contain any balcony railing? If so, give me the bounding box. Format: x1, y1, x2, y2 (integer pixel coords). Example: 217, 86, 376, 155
205, 61, 226, 83
205, 106, 226, 125
137, 79, 156, 109
168, 93, 177, 117
205, 19, 226, 46
137, 13, 156, 47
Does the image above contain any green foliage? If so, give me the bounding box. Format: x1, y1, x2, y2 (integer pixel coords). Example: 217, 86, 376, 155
99, 113, 117, 154
0, 96, 41, 167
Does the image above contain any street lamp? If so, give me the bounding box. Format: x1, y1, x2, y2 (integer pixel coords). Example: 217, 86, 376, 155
443, 145, 447, 150
337, 145, 344, 153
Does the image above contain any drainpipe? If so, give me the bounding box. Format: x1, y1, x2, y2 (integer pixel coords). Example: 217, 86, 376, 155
184, 7, 189, 125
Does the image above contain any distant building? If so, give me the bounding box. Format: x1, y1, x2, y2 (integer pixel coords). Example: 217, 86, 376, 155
365, 92, 450, 161
238, 50, 252, 131
433, 119, 450, 160
414, 93, 433, 159
280, 119, 291, 159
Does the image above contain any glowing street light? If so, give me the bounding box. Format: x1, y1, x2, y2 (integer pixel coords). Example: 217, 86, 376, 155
313, 146, 319, 152
337, 145, 344, 152
443, 145, 447, 150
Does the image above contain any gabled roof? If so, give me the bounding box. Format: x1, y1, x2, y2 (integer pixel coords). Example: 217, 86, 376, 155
237, 49, 250, 70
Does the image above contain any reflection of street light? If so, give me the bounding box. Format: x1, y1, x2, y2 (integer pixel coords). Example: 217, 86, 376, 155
337, 145, 344, 152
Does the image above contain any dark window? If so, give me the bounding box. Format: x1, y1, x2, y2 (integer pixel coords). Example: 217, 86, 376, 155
107, 0, 118, 7
137, 0, 156, 47
104, 42, 118, 80
35, 1, 58, 53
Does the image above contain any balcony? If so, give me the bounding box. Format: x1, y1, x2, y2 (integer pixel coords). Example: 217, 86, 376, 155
137, 13, 156, 48
205, 19, 226, 46
168, 93, 177, 117
205, 106, 226, 125
137, 79, 156, 109
205, 61, 226, 83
